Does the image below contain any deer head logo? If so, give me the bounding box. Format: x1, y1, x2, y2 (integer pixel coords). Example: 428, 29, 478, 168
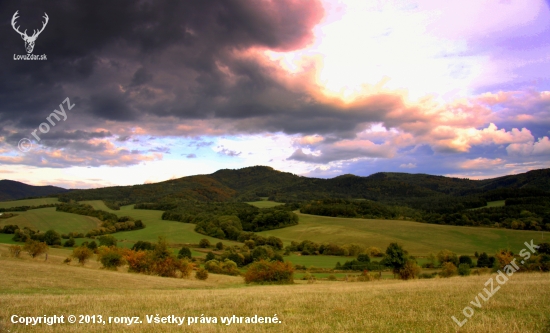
11, 10, 49, 54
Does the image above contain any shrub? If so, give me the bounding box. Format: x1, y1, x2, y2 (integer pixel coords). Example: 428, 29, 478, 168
98, 235, 117, 247
8, 245, 22, 258
244, 240, 255, 249
124, 250, 150, 273
195, 268, 209, 280
437, 250, 459, 267
72, 246, 93, 265
439, 262, 458, 278
205, 251, 216, 261
23, 240, 48, 258
398, 259, 421, 280
63, 238, 75, 247
178, 246, 192, 259
132, 241, 153, 251
244, 260, 294, 284
43, 229, 62, 246
199, 239, 211, 248
477, 252, 496, 268
327, 274, 337, 281
204, 259, 240, 276
459, 255, 474, 268
216, 242, 224, 250
87, 241, 98, 251
458, 263, 471, 276
63, 257, 72, 264
99, 249, 125, 269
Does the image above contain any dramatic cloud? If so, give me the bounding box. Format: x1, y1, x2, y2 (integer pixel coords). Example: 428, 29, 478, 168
1, 0, 549, 187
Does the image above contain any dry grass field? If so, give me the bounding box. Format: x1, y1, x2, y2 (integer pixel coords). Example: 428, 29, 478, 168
0, 245, 549, 333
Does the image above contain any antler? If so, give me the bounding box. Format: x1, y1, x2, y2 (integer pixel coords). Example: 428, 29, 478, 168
11, 10, 27, 37
31, 13, 49, 38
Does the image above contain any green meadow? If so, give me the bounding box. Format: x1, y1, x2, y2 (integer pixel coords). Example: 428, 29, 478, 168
257, 212, 543, 256
0, 197, 59, 208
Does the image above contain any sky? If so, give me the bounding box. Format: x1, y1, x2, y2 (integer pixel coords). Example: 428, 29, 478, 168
0, 0, 549, 189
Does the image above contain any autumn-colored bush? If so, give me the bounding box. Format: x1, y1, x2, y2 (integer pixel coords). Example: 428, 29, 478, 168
8, 245, 22, 258
24, 240, 48, 258
195, 268, 209, 280
243, 260, 294, 284
72, 246, 93, 265
439, 262, 458, 278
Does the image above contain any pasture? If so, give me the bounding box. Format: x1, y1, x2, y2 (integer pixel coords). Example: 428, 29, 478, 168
0, 249, 548, 333
257, 212, 544, 256
0, 197, 59, 209
0, 207, 100, 235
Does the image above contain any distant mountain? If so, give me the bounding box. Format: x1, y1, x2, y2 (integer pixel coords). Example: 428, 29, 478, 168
0, 180, 68, 201
55, 166, 550, 206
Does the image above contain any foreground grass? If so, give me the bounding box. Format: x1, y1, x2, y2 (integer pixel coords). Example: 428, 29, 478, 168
258, 212, 544, 256
0, 252, 548, 333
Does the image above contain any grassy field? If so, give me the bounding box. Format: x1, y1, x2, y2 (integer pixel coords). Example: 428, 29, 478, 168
469, 200, 506, 210
79, 201, 241, 247
257, 212, 544, 256
245, 201, 283, 208
0, 207, 101, 235
0, 197, 59, 208
0, 248, 548, 333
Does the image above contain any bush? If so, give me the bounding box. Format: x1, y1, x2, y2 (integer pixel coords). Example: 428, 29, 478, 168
216, 242, 224, 250
459, 255, 474, 268
204, 259, 240, 276
132, 241, 153, 251
458, 263, 471, 276
98, 235, 117, 247
178, 246, 192, 259
43, 229, 62, 246
477, 252, 496, 268
87, 241, 98, 251
8, 245, 22, 258
199, 239, 211, 248
72, 246, 93, 264
244, 260, 294, 284
398, 259, 421, 280
419, 272, 436, 279
63, 257, 72, 264
437, 250, 459, 267
327, 274, 337, 281
63, 238, 76, 247
23, 240, 48, 258
195, 268, 209, 280
205, 251, 216, 261
99, 248, 125, 269
439, 262, 458, 278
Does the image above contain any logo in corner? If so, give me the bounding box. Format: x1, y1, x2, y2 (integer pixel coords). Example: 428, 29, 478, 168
11, 10, 48, 54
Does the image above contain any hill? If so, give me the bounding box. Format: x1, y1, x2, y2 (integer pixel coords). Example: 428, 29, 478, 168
0, 180, 68, 201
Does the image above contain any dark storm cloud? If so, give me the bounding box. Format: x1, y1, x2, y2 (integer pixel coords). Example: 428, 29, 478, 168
0, 0, 325, 134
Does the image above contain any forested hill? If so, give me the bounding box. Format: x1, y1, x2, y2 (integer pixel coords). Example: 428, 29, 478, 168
0, 180, 68, 201
52, 166, 550, 208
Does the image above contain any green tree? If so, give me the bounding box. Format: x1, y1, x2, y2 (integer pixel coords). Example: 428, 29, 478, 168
459, 255, 474, 268
205, 251, 216, 261
216, 242, 224, 250
398, 259, 421, 280
63, 237, 75, 247
87, 241, 98, 250
43, 229, 61, 246
384, 243, 408, 274
437, 250, 459, 267
178, 246, 192, 259
199, 238, 211, 248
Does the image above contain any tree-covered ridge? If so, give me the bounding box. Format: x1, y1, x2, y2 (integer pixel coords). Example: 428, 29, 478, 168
160, 201, 299, 239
